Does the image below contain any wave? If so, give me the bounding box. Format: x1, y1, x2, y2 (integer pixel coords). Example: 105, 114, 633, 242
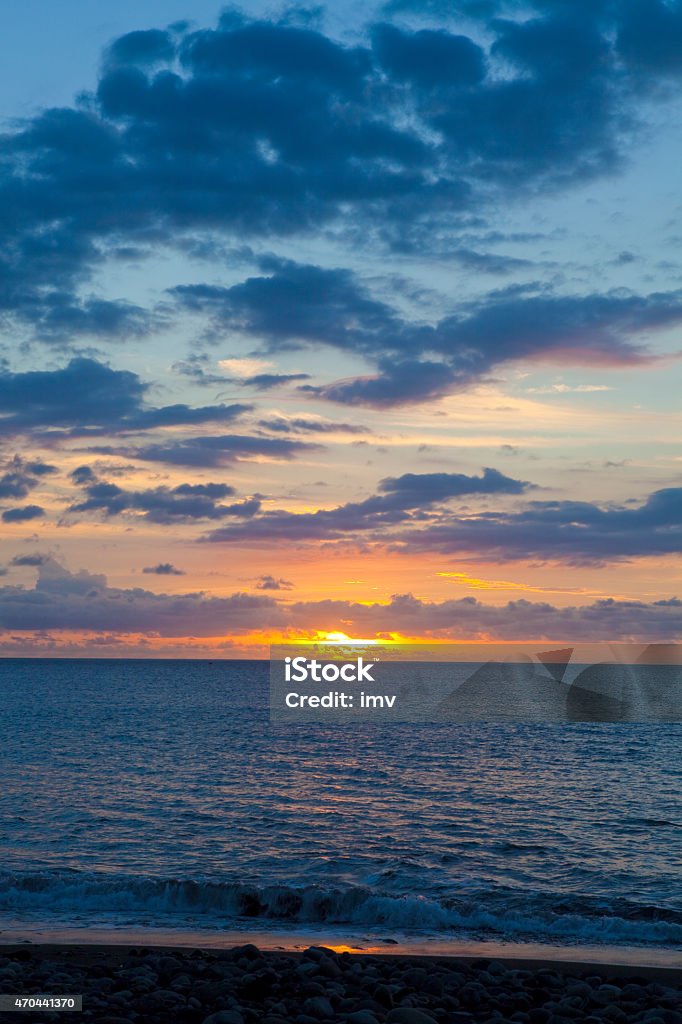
0, 871, 680, 947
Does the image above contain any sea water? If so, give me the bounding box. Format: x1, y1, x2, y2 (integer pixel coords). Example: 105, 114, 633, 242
0, 659, 680, 951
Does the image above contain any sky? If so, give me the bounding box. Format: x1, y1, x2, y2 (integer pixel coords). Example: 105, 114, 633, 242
0, 0, 681, 656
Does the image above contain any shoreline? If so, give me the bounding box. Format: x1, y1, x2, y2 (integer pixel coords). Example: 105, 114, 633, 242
1, 928, 680, 976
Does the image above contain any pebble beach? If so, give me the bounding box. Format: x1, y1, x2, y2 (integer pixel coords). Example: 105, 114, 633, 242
0, 943, 679, 1024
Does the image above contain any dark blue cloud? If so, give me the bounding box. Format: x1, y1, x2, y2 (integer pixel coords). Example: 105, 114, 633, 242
240, 373, 312, 389
0, 358, 251, 436
199, 476, 682, 566
201, 466, 532, 542
170, 259, 405, 356
2, 504, 45, 523
70, 466, 97, 486
181, 18, 370, 92
142, 562, 186, 575
176, 259, 681, 405
397, 486, 682, 564
172, 482, 235, 498
256, 575, 294, 590
258, 416, 368, 434
2, 5, 677, 344
450, 248, 533, 274
106, 29, 177, 68
0, 456, 57, 499
379, 467, 531, 502
303, 360, 462, 407
0, 358, 145, 433
372, 23, 486, 88
68, 470, 259, 523
95, 434, 323, 468
10, 553, 49, 567
125, 403, 252, 430
617, 1, 682, 76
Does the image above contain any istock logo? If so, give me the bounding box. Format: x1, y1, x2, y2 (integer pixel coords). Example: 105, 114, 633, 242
284, 656, 376, 683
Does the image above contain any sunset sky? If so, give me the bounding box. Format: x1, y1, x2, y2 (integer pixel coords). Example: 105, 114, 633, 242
1, 0, 681, 655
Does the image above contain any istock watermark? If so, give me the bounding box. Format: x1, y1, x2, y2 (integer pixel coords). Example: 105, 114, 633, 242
269, 641, 682, 723
284, 656, 376, 683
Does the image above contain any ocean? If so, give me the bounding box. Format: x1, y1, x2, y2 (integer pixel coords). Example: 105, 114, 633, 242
0, 659, 680, 955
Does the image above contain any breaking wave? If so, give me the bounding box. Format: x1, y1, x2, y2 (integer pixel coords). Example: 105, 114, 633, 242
1, 871, 680, 947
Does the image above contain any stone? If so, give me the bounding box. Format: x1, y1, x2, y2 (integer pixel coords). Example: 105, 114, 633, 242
232, 944, 263, 961
302, 995, 334, 1018
202, 1011, 245, 1024
386, 1009, 438, 1024
594, 985, 622, 1004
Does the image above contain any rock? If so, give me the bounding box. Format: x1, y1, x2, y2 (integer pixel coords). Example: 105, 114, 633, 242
602, 1005, 628, 1022
239, 969, 277, 999
374, 983, 394, 1007
566, 982, 592, 999
297, 961, 320, 977
302, 995, 334, 1018
202, 1012, 245, 1024
136, 987, 186, 1011
594, 985, 622, 1004
303, 946, 337, 961
156, 955, 184, 974
317, 956, 343, 979
346, 1012, 380, 1024
232, 944, 263, 961
387, 1010, 438, 1024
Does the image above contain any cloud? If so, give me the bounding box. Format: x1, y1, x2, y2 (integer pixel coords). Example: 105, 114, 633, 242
0, 455, 58, 499
256, 575, 294, 590
450, 247, 534, 275
0, 559, 283, 636
169, 260, 405, 357
174, 259, 682, 406
122, 402, 253, 431
378, 467, 532, 502
371, 22, 486, 88
2, 504, 45, 523
0, 357, 252, 437
2, 5, 680, 342
97, 434, 323, 468
0, 558, 679, 642
617, 1, 682, 77
240, 373, 312, 389
68, 471, 260, 523
142, 563, 186, 576
106, 28, 177, 68
70, 466, 97, 486
394, 486, 682, 565
526, 383, 613, 394
0, 358, 146, 433
304, 360, 462, 407
198, 476, 682, 566
258, 415, 369, 434
286, 591, 682, 643
10, 553, 49, 566
200, 466, 532, 543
